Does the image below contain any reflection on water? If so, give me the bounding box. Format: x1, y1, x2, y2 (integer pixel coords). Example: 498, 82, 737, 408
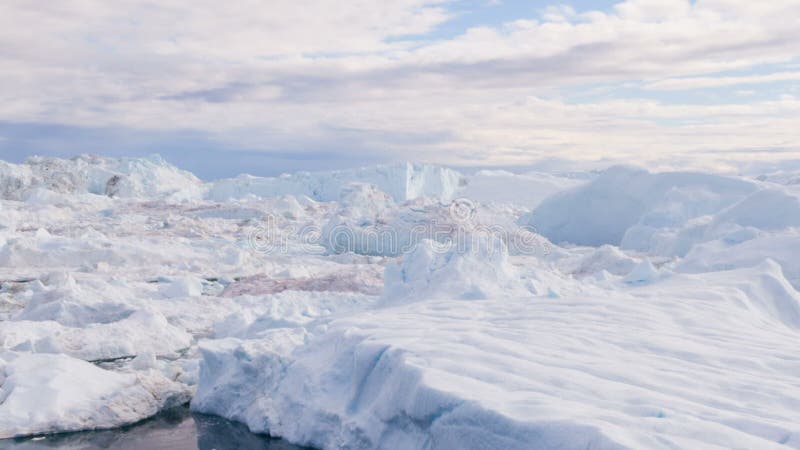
1, 405, 313, 450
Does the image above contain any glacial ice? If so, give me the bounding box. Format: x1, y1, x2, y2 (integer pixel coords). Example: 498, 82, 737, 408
2, 154, 800, 449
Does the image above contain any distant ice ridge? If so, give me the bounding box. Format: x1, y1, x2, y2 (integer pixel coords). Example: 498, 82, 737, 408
0, 156, 469, 204
207, 162, 465, 203
0, 154, 203, 201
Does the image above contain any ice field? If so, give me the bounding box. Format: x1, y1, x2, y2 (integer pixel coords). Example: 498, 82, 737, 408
1, 155, 799, 449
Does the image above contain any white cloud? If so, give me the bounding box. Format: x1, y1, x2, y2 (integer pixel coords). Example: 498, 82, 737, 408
0, 0, 799, 168
645, 71, 800, 90
613, 0, 692, 21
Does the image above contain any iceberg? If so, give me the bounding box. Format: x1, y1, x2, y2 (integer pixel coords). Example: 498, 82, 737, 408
193, 261, 800, 449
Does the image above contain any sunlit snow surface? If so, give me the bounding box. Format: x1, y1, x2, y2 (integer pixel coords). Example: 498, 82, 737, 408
1, 155, 799, 449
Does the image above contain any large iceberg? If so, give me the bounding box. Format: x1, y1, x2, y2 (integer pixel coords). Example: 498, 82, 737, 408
193, 258, 800, 449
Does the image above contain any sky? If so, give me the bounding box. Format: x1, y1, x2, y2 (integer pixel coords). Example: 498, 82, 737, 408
1, 0, 799, 178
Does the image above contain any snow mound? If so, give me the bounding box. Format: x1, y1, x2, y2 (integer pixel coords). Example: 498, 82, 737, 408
207, 162, 464, 202
382, 237, 528, 303
0, 154, 202, 200
523, 166, 757, 247
0, 352, 190, 438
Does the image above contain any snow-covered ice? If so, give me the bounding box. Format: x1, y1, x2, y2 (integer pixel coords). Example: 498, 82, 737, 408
2, 154, 800, 449
0, 351, 190, 438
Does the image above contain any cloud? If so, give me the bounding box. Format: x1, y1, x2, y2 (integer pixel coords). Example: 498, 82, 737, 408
0, 0, 799, 170
645, 71, 800, 90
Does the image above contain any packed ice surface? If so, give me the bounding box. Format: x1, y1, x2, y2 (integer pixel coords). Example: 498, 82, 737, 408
2, 154, 800, 449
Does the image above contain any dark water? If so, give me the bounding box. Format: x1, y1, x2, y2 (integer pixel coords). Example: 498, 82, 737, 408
0, 406, 313, 450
